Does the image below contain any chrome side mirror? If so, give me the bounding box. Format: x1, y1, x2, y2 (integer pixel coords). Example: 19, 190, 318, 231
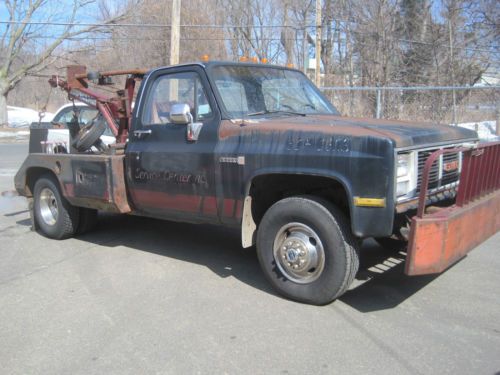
169, 103, 191, 125
169, 103, 203, 142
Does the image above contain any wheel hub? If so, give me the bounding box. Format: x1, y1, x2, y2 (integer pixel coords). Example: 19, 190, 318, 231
273, 223, 325, 284
285, 245, 301, 263
39, 188, 59, 226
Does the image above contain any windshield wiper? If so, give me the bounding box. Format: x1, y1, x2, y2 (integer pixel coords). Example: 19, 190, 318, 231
247, 109, 306, 117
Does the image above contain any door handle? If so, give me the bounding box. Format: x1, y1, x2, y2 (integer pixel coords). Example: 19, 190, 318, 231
133, 129, 152, 138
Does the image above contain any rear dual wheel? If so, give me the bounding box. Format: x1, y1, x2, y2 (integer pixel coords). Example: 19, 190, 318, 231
33, 174, 97, 239
257, 196, 359, 305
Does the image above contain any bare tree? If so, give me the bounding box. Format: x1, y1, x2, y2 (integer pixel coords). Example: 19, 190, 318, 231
278, 0, 314, 71
221, 0, 286, 62
2, 0, 497, 125
0, 0, 134, 127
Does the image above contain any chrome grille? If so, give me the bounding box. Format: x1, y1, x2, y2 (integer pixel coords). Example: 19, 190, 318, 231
416, 147, 461, 193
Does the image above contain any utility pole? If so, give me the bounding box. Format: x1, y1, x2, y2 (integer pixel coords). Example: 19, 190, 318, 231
170, 0, 181, 66
315, 0, 322, 87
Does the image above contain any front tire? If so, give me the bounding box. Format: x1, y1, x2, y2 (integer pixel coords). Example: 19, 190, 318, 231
33, 174, 79, 239
256, 196, 359, 305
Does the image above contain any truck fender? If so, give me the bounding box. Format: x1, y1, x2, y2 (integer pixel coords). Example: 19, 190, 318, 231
240, 169, 355, 248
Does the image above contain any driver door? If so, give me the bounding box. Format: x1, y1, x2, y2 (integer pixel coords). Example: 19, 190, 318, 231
126, 66, 221, 223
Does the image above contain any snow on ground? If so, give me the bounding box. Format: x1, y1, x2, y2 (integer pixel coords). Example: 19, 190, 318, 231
7, 106, 54, 128
457, 120, 499, 141
0, 130, 29, 137
0, 130, 30, 141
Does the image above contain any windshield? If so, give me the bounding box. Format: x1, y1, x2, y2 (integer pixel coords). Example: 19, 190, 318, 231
211, 65, 339, 118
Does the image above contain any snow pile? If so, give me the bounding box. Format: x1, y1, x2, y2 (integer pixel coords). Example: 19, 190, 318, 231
0, 130, 30, 139
7, 106, 54, 128
457, 120, 499, 141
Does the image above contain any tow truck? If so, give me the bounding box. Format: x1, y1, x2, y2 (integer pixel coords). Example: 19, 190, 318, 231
14, 62, 500, 304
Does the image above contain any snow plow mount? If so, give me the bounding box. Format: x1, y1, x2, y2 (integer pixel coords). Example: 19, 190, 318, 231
406, 141, 500, 275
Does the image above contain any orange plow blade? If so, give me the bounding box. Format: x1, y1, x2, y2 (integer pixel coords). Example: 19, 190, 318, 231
405, 190, 500, 275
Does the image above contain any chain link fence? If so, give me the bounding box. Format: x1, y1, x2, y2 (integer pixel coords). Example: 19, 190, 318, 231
320, 86, 500, 133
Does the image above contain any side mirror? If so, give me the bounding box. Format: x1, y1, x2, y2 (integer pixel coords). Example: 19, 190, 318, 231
169, 103, 191, 125
169, 103, 203, 142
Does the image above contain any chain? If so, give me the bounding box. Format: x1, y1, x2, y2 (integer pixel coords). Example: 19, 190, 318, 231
69, 94, 80, 124
38, 86, 53, 124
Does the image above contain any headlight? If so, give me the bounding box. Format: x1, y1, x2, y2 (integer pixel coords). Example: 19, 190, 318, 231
396, 152, 416, 198
397, 153, 411, 178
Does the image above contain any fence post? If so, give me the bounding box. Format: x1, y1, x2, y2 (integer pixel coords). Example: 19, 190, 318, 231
496, 103, 500, 136
494, 87, 500, 136
376, 88, 382, 119
452, 95, 457, 125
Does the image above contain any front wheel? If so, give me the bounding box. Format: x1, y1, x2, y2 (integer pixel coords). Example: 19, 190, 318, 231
256, 196, 359, 305
33, 174, 79, 239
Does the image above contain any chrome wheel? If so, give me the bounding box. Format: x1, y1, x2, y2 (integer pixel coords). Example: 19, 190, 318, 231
39, 187, 58, 226
273, 222, 325, 284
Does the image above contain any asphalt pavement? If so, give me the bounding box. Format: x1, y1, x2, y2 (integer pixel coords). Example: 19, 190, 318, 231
0, 141, 499, 375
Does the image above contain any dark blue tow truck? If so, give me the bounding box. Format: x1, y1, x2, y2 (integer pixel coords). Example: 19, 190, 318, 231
14, 62, 500, 304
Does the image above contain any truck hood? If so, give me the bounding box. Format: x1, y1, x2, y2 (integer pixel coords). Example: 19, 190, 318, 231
224, 115, 478, 148
323, 116, 478, 148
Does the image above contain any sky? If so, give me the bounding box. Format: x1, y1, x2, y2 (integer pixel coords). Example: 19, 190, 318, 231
0, 0, 453, 35
0, 0, 112, 56
0, 0, 106, 37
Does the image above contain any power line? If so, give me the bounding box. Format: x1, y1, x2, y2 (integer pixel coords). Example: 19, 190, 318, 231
2, 19, 498, 35
2, 21, 497, 56
321, 85, 500, 91
22, 34, 499, 55
3, 21, 496, 53
21, 35, 293, 42
0, 20, 299, 29
353, 37, 498, 55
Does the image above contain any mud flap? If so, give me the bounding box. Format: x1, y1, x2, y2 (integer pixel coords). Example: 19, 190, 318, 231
405, 191, 500, 275
28, 198, 38, 232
